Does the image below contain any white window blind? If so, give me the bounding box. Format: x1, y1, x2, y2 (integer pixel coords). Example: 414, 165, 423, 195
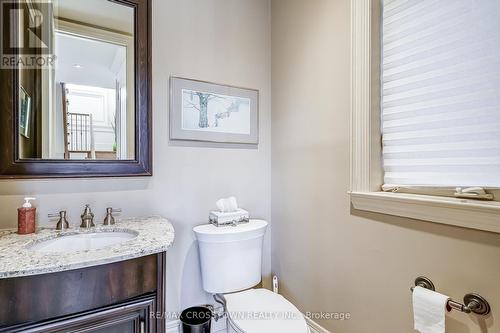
381, 0, 500, 187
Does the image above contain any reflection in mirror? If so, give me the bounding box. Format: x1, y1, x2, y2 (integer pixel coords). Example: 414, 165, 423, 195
18, 0, 135, 160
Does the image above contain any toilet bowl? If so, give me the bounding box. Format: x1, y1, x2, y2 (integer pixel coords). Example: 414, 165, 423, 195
225, 288, 309, 333
193, 220, 309, 333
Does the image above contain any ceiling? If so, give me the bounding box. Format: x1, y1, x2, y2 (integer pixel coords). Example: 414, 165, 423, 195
55, 0, 134, 34
55, 33, 125, 89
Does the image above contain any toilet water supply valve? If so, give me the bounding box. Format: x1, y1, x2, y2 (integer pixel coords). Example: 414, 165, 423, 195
207, 278, 279, 322
210, 294, 227, 322
205, 278, 280, 322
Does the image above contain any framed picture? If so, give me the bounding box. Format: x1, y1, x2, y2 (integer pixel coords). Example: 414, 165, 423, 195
170, 77, 259, 144
19, 86, 32, 138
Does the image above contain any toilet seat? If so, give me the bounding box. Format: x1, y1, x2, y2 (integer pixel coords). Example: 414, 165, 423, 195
225, 289, 309, 333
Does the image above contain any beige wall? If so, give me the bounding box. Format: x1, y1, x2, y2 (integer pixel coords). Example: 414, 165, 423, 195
151, 0, 272, 313
0, 0, 271, 318
271, 1, 500, 332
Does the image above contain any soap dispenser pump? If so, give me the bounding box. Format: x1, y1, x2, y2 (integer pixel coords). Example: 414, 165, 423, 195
18, 197, 36, 235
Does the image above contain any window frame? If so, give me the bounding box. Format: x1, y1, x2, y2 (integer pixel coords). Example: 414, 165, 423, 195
349, 0, 500, 233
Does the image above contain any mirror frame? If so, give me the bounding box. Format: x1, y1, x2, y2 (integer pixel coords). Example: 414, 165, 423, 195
0, 0, 152, 178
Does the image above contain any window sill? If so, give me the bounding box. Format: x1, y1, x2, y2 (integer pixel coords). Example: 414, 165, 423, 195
350, 191, 500, 233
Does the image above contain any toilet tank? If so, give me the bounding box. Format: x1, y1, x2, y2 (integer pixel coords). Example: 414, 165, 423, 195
193, 220, 268, 294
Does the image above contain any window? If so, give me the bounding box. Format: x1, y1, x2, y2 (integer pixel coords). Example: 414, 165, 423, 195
381, 0, 500, 191
350, 0, 500, 233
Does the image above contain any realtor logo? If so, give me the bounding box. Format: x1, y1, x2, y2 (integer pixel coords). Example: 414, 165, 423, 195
1, 0, 55, 68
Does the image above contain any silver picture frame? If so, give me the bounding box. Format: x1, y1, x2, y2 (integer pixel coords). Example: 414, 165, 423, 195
169, 77, 259, 144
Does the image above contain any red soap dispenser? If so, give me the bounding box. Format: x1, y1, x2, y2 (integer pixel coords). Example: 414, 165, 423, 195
18, 197, 36, 235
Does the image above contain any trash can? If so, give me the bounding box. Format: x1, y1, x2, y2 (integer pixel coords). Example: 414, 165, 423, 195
180, 306, 212, 333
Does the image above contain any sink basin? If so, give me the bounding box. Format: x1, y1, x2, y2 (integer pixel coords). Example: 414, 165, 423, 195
29, 231, 138, 253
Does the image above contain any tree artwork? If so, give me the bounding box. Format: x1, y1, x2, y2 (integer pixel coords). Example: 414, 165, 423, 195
183, 90, 250, 132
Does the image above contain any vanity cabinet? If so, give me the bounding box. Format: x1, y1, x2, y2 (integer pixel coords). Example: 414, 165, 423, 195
0, 253, 166, 333
16, 296, 155, 333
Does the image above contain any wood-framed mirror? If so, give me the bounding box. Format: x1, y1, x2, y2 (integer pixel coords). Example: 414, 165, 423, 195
0, 0, 151, 178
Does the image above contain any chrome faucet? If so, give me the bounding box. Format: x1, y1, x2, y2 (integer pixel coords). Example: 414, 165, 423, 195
80, 204, 95, 229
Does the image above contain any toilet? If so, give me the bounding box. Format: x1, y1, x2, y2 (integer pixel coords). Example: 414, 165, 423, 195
193, 220, 309, 333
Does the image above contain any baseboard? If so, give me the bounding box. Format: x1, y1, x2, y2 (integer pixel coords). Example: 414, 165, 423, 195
306, 316, 331, 333
168, 316, 330, 333
166, 320, 180, 333
166, 319, 226, 333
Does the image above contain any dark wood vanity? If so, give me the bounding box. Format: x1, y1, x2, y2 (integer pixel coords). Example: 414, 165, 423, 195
0, 253, 166, 333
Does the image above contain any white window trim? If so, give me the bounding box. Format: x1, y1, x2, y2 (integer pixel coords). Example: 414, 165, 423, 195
349, 0, 500, 234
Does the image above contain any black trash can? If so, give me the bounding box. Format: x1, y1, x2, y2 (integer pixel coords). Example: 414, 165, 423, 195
180, 306, 212, 333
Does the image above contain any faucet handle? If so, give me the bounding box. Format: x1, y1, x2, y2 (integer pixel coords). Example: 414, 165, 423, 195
48, 210, 66, 219
103, 208, 121, 226
48, 211, 70, 231
81, 204, 94, 219
83, 204, 93, 214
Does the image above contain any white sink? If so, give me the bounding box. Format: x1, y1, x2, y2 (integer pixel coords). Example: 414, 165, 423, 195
29, 231, 138, 253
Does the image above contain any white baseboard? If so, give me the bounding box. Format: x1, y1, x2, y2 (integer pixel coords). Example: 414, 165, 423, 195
168, 316, 330, 333
166, 320, 180, 333
306, 317, 331, 333
166, 319, 227, 333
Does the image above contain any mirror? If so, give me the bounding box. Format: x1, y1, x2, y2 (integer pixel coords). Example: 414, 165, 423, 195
0, 0, 151, 177
18, 0, 134, 160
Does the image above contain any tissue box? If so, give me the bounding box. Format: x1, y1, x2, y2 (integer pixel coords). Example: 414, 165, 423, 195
209, 209, 250, 227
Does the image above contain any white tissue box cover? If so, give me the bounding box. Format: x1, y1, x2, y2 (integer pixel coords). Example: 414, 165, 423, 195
209, 209, 249, 225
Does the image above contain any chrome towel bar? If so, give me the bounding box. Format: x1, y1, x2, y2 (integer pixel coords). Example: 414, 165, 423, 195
410, 276, 491, 316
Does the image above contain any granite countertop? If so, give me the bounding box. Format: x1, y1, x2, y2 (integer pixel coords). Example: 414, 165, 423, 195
0, 216, 175, 279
